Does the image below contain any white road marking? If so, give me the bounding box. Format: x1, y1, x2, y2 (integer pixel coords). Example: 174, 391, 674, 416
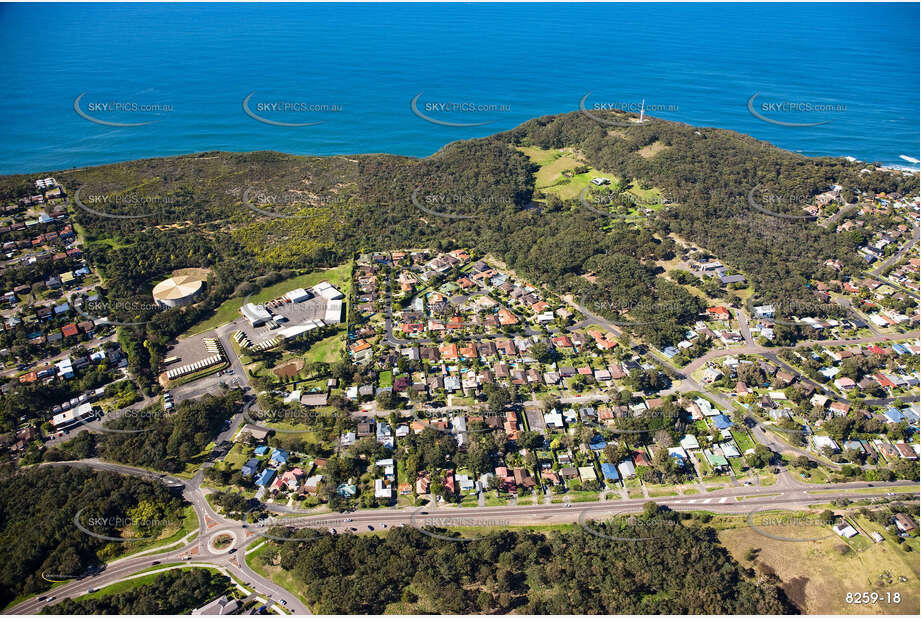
701, 498, 711, 504
719, 497, 728, 504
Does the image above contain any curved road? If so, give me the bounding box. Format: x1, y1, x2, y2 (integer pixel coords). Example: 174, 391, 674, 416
8, 460, 310, 616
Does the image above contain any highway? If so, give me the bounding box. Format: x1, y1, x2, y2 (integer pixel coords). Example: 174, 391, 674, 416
7, 458, 917, 616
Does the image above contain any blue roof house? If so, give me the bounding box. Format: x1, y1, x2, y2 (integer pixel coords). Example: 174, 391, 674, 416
600, 463, 620, 481
883, 408, 905, 423
241, 458, 260, 478
255, 468, 276, 487
270, 448, 289, 466
589, 435, 607, 451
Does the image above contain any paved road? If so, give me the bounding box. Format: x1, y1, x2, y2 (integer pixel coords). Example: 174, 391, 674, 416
868, 225, 920, 299
871, 224, 919, 277
10, 460, 310, 616
682, 330, 919, 375
11, 441, 917, 617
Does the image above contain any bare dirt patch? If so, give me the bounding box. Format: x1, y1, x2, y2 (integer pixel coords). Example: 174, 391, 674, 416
273, 358, 305, 379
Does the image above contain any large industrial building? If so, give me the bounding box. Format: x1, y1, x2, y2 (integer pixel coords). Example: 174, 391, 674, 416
152, 273, 206, 308
313, 281, 344, 300
324, 299, 343, 323
241, 302, 272, 326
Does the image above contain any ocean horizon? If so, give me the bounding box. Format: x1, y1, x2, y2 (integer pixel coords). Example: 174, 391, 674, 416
0, 2, 918, 174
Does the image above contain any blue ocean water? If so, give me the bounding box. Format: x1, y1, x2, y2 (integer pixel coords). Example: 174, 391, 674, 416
0, 2, 918, 174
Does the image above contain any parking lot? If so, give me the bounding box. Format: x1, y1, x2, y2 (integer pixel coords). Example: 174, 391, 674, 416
235, 295, 331, 344
167, 331, 220, 366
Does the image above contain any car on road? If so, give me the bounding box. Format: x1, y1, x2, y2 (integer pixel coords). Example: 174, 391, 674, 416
368, 525, 374, 530
380, 523, 387, 528
87, 588, 98, 594
280, 600, 287, 606
228, 548, 237, 554
151, 561, 160, 565
349, 527, 357, 531
45, 597, 55, 603
37, 597, 46, 602
343, 517, 352, 522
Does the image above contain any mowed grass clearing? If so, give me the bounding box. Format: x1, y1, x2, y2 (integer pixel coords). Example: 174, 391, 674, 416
183, 263, 351, 337
517, 146, 615, 201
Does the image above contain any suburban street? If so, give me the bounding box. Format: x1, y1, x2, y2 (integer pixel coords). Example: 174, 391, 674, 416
10, 235, 916, 616
6, 458, 917, 616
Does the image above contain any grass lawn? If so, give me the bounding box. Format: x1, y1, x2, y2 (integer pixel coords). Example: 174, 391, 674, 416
217, 443, 251, 473
183, 263, 351, 338
793, 466, 832, 484
244, 543, 312, 610
731, 430, 756, 453
517, 146, 618, 201
137, 505, 199, 553
718, 513, 920, 614
729, 458, 747, 475
646, 487, 678, 497
74, 565, 228, 602
807, 486, 919, 496
303, 329, 346, 364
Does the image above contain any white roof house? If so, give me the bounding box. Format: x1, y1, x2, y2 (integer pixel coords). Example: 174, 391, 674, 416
56, 357, 74, 379
192, 595, 240, 615
617, 460, 637, 478
544, 410, 564, 429
277, 321, 322, 340
374, 478, 393, 499
680, 434, 700, 450
833, 522, 858, 538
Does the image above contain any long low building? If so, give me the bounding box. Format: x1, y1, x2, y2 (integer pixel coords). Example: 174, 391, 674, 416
277, 319, 326, 340
51, 402, 95, 429
166, 353, 224, 380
